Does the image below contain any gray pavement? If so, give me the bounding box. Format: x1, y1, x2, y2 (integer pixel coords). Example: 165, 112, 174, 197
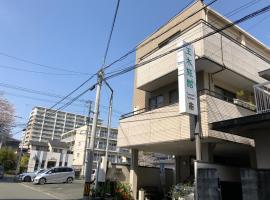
0, 175, 84, 200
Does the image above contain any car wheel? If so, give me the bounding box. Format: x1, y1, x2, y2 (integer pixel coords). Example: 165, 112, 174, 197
24, 176, 31, 182
66, 177, 73, 184
39, 178, 46, 185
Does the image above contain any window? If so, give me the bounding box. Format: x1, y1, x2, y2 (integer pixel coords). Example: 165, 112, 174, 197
64, 162, 67, 166
59, 162, 62, 167
169, 89, 178, 104
34, 159, 39, 171
149, 95, 164, 109
214, 86, 236, 102
41, 160, 45, 168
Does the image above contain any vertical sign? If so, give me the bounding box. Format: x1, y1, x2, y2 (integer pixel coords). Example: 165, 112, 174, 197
177, 41, 198, 115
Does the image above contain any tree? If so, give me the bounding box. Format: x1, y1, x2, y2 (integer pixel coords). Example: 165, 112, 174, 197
138, 151, 158, 167
20, 154, 29, 173
0, 93, 15, 147
0, 147, 16, 171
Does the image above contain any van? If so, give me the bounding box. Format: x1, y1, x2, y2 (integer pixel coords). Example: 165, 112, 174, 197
33, 167, 75, 185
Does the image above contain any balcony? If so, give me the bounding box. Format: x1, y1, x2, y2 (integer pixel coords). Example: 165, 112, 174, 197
118, 89, 256, 148
118, 103, 192, 147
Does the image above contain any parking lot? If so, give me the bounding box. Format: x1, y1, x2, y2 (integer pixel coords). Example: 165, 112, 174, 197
0, 175, 84, 200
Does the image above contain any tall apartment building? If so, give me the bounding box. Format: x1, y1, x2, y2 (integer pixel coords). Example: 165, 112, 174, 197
61, 125, 129, 174
117, 1, 270, 199
23, 106, 100, 146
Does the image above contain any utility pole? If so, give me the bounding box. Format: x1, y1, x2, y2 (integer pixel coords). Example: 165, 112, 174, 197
104, 80, 113, 159
83, 71, 103, 200
15, 128, 26, 175
82, 0, 120, 198
82, 101, 92, 177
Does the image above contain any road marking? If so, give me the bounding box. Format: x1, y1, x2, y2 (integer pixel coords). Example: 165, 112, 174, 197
20, 183, 60, 199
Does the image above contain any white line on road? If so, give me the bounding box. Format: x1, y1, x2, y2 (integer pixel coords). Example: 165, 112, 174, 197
20, 183, 60, 199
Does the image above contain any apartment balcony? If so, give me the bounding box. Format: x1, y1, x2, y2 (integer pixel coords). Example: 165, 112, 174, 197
118, 103, 193, 148
118, 90, 256, 150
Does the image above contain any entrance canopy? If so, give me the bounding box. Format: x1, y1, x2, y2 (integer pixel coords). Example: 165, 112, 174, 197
210, 112, 270, 139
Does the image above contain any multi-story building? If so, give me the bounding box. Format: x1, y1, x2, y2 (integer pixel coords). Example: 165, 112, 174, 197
23, 106, 100, 146
61, 125, 129, 174
117, 1, 270, 199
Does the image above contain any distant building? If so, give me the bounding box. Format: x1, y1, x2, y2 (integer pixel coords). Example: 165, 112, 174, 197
23, 106, 101, 146
61, 125, 129, 175
0, 136, 20, 150
27, 140, 73, 172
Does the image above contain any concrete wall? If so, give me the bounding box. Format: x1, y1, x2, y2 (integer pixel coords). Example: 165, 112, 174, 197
200, 94, 255, 145
202, 23, 270, 84
107, 164, 174, 191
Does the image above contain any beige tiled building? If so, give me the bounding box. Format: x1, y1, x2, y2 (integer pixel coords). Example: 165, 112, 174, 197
117, 1, 270, 198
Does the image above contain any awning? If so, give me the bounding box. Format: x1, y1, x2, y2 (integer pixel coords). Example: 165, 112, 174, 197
210, 112, 270, 139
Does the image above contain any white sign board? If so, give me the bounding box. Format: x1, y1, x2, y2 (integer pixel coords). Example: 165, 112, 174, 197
177, 41, 198, 115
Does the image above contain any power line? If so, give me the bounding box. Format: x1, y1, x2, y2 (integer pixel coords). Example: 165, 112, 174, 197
103, 0, 218, 71
46, 0, 217, 112
47, 73, 97, 110
104, 5, 270, 81
0, 64, 89, 76
0, 82, 89, 103
0, 51, 90, 75
102, 0, 121, 67
106, 0, 264, 77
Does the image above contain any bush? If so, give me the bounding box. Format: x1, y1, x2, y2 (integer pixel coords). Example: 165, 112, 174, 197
0, 147, 16, 171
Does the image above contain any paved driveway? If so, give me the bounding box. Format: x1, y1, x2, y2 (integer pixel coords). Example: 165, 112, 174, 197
0, 175, 84, 200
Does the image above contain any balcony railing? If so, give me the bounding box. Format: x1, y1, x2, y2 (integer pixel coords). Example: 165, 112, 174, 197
254, 81, 270, 114
120, 89, 256, 119
199, 89, 256, 111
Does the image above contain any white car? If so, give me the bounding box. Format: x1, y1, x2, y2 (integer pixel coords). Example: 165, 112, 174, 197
18, 169, 46, 182
33, 167, 75, 185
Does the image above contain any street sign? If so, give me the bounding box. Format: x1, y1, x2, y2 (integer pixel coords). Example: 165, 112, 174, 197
177, 41, 198, 115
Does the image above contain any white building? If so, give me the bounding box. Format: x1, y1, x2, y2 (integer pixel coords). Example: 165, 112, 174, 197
23, 106, 101, 146
27, 140, 73, 172
61, 125, 129, 175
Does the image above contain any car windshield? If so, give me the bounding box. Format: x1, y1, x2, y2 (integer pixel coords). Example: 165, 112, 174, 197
37, 169, 45, 174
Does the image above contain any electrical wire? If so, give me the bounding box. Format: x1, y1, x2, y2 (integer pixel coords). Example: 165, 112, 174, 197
102, 0, 121, 67
0, 64, 89, 76
103, 0, 218, 71
0, 52, 91, 75
46, 0, 217, 109
104, 5, 270, 81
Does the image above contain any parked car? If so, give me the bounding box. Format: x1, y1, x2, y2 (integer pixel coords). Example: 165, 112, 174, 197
0, 165, 4, 179
33, 167, 75, 185
18, 168, 46, 182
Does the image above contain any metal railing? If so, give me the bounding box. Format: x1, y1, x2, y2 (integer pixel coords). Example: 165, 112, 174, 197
120, 88, 256, 119
254, 81, 270, 114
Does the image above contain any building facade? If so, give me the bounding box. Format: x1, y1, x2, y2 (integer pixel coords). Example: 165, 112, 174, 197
27, 140, 73, 172
23, 106, 98, 146
117, 1, 270, 199
61, 125, 129, 174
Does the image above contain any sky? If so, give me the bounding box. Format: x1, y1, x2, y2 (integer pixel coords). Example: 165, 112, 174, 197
0, 0, 269, 140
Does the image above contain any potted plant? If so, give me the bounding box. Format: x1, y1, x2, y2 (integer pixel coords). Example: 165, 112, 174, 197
168, 183, 194, 200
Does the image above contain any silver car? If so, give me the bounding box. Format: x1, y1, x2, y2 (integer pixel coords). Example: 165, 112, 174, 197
33, 167, 75, 185
18, 168, 46, 182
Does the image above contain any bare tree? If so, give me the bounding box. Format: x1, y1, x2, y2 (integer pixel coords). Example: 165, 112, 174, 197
138, 151, 158, 167
0, 93, 15, 147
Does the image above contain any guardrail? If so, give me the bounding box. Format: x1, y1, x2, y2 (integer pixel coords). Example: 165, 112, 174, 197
254, 81, 270, 114
120, 89, 256, 119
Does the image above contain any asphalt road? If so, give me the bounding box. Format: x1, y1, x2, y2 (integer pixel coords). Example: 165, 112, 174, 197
0, 175, 84, 200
